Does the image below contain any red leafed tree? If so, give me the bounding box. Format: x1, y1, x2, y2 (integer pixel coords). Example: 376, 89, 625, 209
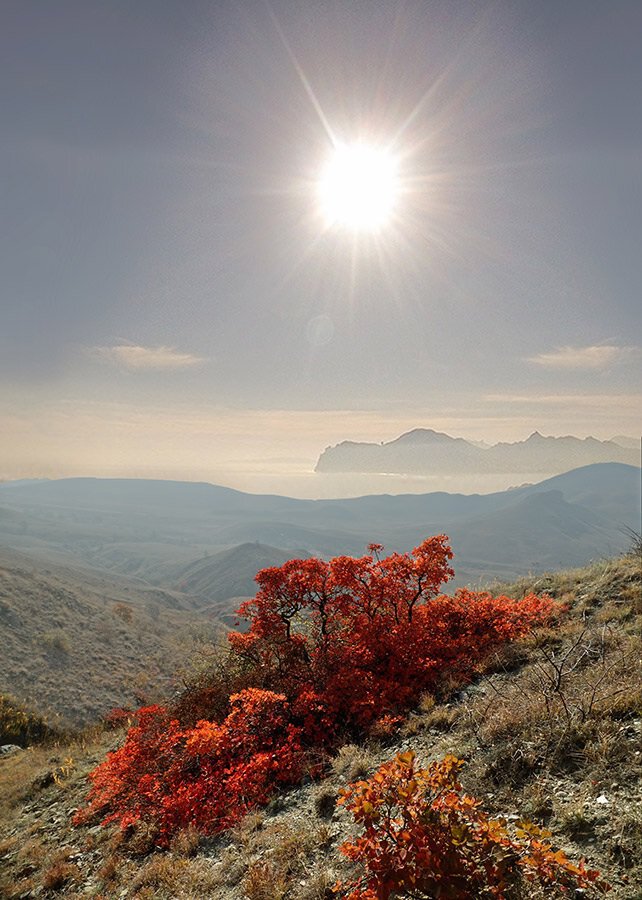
76, 537, 557, 841
229, 537, 552, 736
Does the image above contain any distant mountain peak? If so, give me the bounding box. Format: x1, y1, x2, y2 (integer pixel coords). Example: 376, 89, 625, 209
391, 428, 455, 445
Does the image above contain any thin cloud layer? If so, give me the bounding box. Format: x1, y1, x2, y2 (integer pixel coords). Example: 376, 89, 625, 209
527, 344, 638, 370
485, 392, 642, 410
89, 344, 205, 370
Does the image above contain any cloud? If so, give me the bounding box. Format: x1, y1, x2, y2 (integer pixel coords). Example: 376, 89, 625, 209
527, 344, 638, 370
88, 344, 205, 370
484, 392, 642, 409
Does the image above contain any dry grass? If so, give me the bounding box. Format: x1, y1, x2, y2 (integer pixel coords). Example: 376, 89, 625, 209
0, 727, 121, 899
466, 626, 641, 782
130, 854, 221, 898
170, 824, 202, 858
0, 745, 54, 817
239, 818, 337, 900
0, 547, 216, 730
448, 551, 642, 895
607, 806, 642, 871
401, 690, 461, 737
331, 743, 378, 782
313, 783, 338, 819
42, 851, 81, 891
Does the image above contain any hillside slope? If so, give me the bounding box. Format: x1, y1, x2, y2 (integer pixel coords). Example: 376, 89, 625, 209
0, 549, 639, 898
0, 547, 219, 727
172, 542, 307, 604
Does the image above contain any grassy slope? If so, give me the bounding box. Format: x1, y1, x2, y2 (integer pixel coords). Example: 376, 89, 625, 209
0, 551, 640, 899
0, 547, 221, 728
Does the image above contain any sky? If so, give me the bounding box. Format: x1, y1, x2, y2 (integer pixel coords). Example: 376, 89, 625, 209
1, 0, 641, 495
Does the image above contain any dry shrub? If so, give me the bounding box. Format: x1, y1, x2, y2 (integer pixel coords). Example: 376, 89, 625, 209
107, 827, 127, 852
475, 638, 535, 676
236, 818, 333, 899
582, 719, 631, 770
403, 699, 460, 736
0, 835, 18, 856
608, 807, 642, 871
520, 780, 554, 822
423, 704, 459, 731
171, 648, 252, 727
0, 694, 63, 746
126, 819, 161, 856
243, 859, 288, 900
97, 855, 119, 884
432, 670, 470, 702
369, 713, 403, 741
313, 784, 338, 819
211, 844, 247, 887
292, 871, 338, 900
131, 855, 187, 890
42, 856, 80, 891
331, 744, 377, 782
40, 629, 71, 657
170, 824, 202, 857
556, 802, 595, 840
230, 809, 266, 852
468, 624, 641, 782
262, 820, 321, 873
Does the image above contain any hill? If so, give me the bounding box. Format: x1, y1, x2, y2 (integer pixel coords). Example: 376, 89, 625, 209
0, 549, 639, 898
0, 464, 637, 597
315, 429, 638, 475
0, 547, 219, 727
171, 542, 309, 625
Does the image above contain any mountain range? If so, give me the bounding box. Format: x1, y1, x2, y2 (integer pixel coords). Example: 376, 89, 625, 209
315, 429, 639, 475
0, 463, 637, 591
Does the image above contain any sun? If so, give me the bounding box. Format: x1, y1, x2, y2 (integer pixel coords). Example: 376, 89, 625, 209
317, 143, 399, 231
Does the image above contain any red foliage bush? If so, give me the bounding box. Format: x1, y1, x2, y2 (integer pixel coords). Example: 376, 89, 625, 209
76, 538, 557, 843
75, 691, 304, 840
336, 750, 608, 899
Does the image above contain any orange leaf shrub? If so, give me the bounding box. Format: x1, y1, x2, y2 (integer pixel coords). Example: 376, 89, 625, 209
336, 751, 608, 899
76, 538, 557, 843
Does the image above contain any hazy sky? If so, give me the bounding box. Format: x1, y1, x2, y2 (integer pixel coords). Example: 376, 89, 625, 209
2, 0, 641, 491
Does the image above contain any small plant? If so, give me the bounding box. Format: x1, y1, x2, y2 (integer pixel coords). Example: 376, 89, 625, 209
557, 803, 594, 840
313, 784, 338, 819
42, 852, 80, 891
170, 824, 202, 857
113, 602, 134, 624
52, 756, 75, 786
336, 750, 608, 899
40, 629, 71, 657
331, 745, 378, 783
0, 694, 62, 746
